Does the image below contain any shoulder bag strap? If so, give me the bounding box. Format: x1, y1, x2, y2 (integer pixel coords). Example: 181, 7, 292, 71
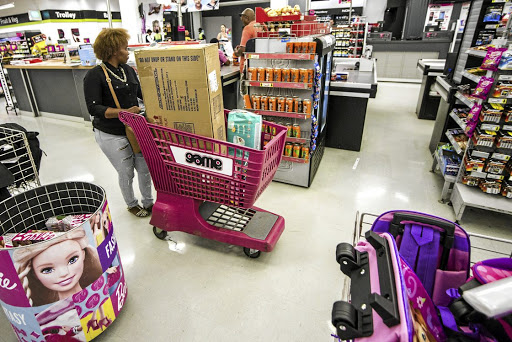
100, 64, 121, 109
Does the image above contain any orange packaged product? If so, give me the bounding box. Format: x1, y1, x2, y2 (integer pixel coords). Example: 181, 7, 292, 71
293, 42, 301, 53
292, 144, 301, 158
269, 96, 277, 111
307, 69, 314, 85
290, 68, 300, 83
252, 95, 261, 110
248, 67, 257, 81
260, 96, 268, 111
301, 42, 308, 54
265, 68, 274, 82
301, 146, 309, 160
293, 97, 302, 113
303, 99, 311, 114
308, 42, 317, 53
257, 67, 265, 81
299, 69, 308, 83
286, 98, 294, 112
277, 97, 286, 112
244, 94, 252, 109
286, 42, 294, 53
282, 68, 291, 82
273, 68, 282, 82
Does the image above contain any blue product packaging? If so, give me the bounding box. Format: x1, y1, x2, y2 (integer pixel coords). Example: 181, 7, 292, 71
227, 110, 262, 150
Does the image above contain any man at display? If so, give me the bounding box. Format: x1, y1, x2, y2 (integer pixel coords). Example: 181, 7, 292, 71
83, 28, 154, 218
234, 8, 258, 72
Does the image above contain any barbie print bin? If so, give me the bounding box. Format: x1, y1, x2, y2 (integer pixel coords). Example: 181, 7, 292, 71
0, 182, 127, 342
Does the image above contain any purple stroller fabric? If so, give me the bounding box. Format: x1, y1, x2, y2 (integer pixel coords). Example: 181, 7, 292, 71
399, 224, 441, 296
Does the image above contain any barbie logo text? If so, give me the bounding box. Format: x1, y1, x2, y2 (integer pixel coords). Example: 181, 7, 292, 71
0, 272, 17, 291
105, 234, 117, 259
116, 281, 127, 311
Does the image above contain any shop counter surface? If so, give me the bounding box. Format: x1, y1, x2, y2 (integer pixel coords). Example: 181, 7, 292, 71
417, 59, 445, 75
327, 67, 378, 151
220, 65, 240, 110
4, 60, 93, 70
220, 64, 240, 81
6, 59, 91, 122
415, 59, 446, 120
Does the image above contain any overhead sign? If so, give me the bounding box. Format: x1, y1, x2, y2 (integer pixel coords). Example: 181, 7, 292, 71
0, 13, 30, 26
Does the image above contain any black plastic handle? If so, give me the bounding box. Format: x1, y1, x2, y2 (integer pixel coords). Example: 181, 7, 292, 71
365, 231, 401, 327
390, 212, 456, 270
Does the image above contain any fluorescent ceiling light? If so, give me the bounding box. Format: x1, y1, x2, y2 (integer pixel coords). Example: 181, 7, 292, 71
0, 2, 14, 11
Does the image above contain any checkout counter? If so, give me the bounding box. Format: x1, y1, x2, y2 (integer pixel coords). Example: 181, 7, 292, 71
327, 58, 378, 151
370, 39, 451, 82
6, 59, 241, 122
219, 65, 240, 110
415, 59, 445, 120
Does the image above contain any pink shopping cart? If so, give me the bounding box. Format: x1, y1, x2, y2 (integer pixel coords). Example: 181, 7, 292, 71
119, 111, 287, 258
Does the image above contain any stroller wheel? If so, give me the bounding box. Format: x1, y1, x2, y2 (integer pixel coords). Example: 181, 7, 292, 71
336, 243, 356, 265
153, 226, 168, 240
243, 247, 261, 258
332, 301, 357, 331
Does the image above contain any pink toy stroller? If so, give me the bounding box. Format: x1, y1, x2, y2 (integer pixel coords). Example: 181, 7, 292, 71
332, 210, 512, 341
119, 111, 286, 258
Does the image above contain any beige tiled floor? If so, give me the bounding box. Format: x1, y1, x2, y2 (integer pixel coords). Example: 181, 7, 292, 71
0, 83, 510, 341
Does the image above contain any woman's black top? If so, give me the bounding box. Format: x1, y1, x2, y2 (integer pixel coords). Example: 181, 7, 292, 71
84, 62, 142, 136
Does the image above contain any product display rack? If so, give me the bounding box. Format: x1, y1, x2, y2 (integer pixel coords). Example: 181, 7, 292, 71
449, 45, 512, 220
331, 20, 367, 58
244, 33, 334, 187
0, 56, 17, 115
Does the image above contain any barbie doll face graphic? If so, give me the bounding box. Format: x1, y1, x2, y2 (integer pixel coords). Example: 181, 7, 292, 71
32, 240, 85, 293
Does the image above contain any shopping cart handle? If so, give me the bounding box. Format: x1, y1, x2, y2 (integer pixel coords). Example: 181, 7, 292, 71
365, 231, 400, 327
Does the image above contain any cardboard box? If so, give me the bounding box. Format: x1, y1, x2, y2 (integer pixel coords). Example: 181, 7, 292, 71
135, 44, 226, 141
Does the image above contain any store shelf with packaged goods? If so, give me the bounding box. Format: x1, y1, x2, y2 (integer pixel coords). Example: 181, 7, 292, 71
449, 112, 467, 130
282, 156, 309, 163
487, 97, 512, 105
264, 133, 309, 144
255, 7, 301, 23
285, 136, 309, 144
253, 109, 311, 120
462, 70, 483, 83
243, 80, 312, 89
455, 91, 476, 107
445, 130, 464, 155
466, 49, 487, 58
434, 149, 457, 183
245, 53, 315, 60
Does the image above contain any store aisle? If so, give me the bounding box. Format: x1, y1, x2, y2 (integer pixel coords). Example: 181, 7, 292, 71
0, 83, 510, 342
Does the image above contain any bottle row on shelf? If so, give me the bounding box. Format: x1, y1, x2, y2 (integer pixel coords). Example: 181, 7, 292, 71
245, 94, 312, 114
247, 66, 314, 85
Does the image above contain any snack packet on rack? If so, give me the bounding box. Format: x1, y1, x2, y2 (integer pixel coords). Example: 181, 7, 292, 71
499, 50, 512, 70
45, 214, 93, 232
481, 47, 507, 71
472, 77, 495, 99
467, 103, 482, 123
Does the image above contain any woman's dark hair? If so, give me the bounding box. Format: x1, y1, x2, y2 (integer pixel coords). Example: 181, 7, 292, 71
210, 38, 219, 44
146, 29, 152, 34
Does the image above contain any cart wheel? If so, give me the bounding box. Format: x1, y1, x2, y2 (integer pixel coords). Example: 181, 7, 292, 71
243, 247, 261, 258
332, 301, 357, 332
336, 243, 356, 265
153, 226, 167, 240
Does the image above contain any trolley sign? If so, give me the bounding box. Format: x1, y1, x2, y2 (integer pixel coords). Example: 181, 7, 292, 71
170, 146, 233, 177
